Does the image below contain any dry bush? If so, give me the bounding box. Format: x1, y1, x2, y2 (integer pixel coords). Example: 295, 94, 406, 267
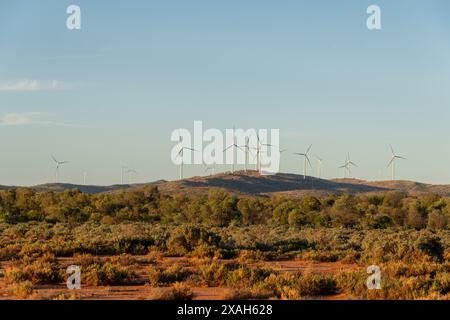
280, 286, 301, 300
107, 254, 137, 266
296, 273, 338, 296
150, 282, 194, 300
146, 250, 163, 263
148, 264, 191, 286
335, 262, 450, 300
83, 261, 136, 286
5, 254, 63, 285
237, 250, 266, 263
198, 260, 238, 287
166, 226, 221, 256
224, 288, 272, 300
10, 281, 34, 298
70, 253, 137, 286
73, 253, 100, 267
191, 244, 220, 259
257, 272, 297, 297
226, 266, 274, 290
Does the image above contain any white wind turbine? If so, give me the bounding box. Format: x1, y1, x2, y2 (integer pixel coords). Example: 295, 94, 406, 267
251, 134, 274, 174
239, 137, 252, 172
315, 155, 324, 179
293, 144, 312, 180
121, 165, 127, 185
127, 169, 137, 184
176, 134, 196, 180
278, 148, 288, 173
223, 127, 244, 173
388, 145, 406, 181
83, 172, 87, 185
339, 153, 357, 178
51, 155, 68, 183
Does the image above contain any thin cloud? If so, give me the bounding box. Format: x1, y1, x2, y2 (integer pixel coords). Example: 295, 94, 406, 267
0, 80, 67, 92
0, 112, 83, 127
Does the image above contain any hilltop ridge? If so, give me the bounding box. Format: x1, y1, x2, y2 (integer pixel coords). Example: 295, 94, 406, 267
2, 171, 449, 197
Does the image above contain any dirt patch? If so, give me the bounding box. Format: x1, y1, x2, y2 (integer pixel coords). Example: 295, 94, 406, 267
0, 256, 359, 300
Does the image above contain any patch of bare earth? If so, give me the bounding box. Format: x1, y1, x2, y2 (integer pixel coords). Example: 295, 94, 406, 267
0, 257, 358, 300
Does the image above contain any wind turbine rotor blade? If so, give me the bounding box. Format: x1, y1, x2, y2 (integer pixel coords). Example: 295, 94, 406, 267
387, 157, 395, 167
306, 156, 313, 169
235, 145, 245, 152
223, 145, 233, 152
390, 144, 395, 155
396, 156, 406, 160
306, 144, 312, 154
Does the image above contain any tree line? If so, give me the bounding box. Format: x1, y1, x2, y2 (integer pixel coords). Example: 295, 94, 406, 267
0, 187, 449, 230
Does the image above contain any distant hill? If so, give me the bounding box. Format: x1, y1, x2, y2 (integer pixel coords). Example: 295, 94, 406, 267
0, 181, 166, 195
332, 178, 450, 197
153, 171, 388, 197
147, 172, 450, 197
1, 171, 450, 197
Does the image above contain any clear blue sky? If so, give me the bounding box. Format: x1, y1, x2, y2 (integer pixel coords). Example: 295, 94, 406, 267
1, 0, 450, 186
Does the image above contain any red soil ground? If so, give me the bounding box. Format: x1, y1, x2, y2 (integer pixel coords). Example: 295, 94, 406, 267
0, 256, 359, 300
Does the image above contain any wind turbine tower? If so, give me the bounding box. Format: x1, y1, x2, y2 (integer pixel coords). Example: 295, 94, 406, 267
240, 136, 251, 172
339, 153, 357, 178
388, 145, 406, 181
223, 126, 243, 174
176, 135, 196, 180
251, 134, 275, 174
51, 155, 68, 183
127, 169, 137, 184
315, 155, 324, 179
294, 144, 312, 180
121, 165, 127, 185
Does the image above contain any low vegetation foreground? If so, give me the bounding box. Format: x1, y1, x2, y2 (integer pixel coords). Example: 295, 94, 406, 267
0, 185, 449, 300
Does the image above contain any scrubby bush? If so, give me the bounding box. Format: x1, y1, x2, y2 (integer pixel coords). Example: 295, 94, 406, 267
199, 260, 234, 287
150, 282, 194, 300
167, 226, 221, 256
10, 281, 34, 298
148, 264, 191, 286
296, 273, 338, 296
5, 254, 63, 285
77, 256, 137, 286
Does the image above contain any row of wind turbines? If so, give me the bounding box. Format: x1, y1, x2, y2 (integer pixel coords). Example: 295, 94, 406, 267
50, 130, 406, 185
51, 155, 138, 185
174, 130, 406, 181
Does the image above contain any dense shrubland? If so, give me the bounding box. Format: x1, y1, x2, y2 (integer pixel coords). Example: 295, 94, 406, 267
1, 187, 450, 299
0, 187, 449, 230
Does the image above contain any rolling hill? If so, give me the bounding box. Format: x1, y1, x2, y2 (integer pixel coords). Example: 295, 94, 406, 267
2, 171, 449, 197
